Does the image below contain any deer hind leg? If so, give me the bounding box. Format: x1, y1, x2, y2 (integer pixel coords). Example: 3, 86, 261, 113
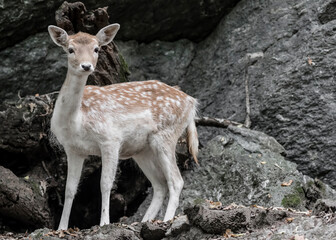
133, 148, 168, 222
150, 136, 184, 222
161, 152, 184, 222
58, 150, 85, 230
99, 143, 120, 226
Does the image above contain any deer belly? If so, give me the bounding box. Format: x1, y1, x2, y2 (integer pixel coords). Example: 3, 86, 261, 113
69, 138, 101, 156
118, 130, 151, 159
57, 130, 101, 156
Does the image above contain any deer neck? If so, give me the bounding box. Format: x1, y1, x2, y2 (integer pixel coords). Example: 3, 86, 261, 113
54, 70, 88, 122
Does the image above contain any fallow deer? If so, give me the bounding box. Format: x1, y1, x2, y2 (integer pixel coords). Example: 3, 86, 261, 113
47, 24, 199, 230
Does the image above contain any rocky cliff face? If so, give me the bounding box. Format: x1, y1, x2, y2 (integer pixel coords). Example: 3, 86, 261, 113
0, 0, 238, 99
128, 127, 336, 223
118, 0, 336, 189
0, 0, 238, 50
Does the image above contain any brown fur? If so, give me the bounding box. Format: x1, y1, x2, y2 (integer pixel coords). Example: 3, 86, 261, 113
81, 80, 195, 127
69, 32, 97, 45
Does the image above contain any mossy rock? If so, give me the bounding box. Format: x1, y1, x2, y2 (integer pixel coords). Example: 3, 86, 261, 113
281, 186, 306, 209
193, 198, 207, 206
281, 193, 302, 208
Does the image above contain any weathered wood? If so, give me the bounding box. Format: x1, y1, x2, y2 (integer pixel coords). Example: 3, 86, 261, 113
0, 166, 53, 228
55, 1, 130, 86
0, 94, 56, 154
195, 116, 244, 128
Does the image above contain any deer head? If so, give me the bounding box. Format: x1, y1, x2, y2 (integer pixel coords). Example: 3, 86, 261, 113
48, 24, 120, 75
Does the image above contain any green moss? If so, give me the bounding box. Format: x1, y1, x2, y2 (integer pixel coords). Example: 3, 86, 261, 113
281, 193, 301, 208
295, 186, 305, 195
28, 180, 42, 197
118, 54, 130, 83
193, 198, 206, 206
282, 185, 306, 209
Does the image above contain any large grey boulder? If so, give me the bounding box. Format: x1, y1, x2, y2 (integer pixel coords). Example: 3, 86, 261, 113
0, 33, 67, 101
116, 40, 195, 86
0, 0, 237, 100
119, 0, 336, 189
0, 0, 239, 50
181, 0, 336, 188
104, 0, 240, 43
127, 127, 336, 223
0, 0, 63, 50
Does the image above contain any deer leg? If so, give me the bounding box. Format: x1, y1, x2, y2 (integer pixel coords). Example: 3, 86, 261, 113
161, 153, 184, 222
150, 138, 184, 222
133, 149, 168, 222
143, 183, 167, 221
99, 144, 119, 226
58, 150, 85, 230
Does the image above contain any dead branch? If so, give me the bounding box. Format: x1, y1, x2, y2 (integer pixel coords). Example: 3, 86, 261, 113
195, 116, 244, 128
244, 55, 251, 128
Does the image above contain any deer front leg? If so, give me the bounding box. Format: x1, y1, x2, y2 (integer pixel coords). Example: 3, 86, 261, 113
58, 150, 85, 230
99, 143, 119, 226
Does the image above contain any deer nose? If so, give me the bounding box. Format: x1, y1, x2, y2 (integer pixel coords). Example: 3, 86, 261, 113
81, 64, 92, 71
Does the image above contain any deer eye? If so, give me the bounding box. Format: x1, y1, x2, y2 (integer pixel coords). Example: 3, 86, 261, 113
94, 47, 99, 53
68, 48, 74, 54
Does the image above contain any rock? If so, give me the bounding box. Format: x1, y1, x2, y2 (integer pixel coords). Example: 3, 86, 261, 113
303, 178, 334, 209
313, 199, 336, 215
0, 0, 64, 50
185, 204, 251, 234
116, 40, 195, 86
165, 215, 190, 237
164, 227, 208, 240
28, 224, 141, 240
18, 203, 336, 240
180, 0, 336, 189
258, 215, 336, 240
0, 0, 239, 50
318, 0, 336, 24
129, 127, 336, 222
181, 127, 336, 212
0, 33, 67, 101
140, 222, 167, 240
184, 203, 336, 239
84, 224, 140, 240
28, 228, 52, 240
106, 0, 240, 43
118, 0, 336, 189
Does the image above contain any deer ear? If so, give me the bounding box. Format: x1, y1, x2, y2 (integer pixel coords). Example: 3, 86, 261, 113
96, 24, 120, 46
48, 25, 69, 47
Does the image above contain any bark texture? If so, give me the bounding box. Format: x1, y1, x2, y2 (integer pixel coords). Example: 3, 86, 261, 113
0, 166, 52, 228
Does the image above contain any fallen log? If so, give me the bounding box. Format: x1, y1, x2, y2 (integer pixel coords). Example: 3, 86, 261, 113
0, 166, 53, 228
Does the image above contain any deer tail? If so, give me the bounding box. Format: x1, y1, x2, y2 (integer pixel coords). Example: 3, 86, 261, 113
187, 120, 199, 165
